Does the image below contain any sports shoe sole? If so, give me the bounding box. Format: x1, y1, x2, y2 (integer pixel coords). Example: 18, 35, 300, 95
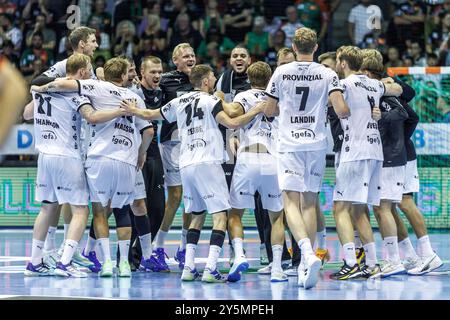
381, 268, 407, 278
303, 259, 321, 289
407, 261, 444, 276
24, 270, 51, 277
227, 261, 249, 282
270, 276, 288, 283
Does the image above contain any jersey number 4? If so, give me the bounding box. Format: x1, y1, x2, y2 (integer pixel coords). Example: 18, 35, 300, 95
296, 87, 310, 111
185, 99, 204, 126
35, 93, 52, 116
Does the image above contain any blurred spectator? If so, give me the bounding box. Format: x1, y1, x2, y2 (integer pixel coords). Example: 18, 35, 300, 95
168, 13, 203, 52
162, 0, 202, 31
135, 14, 167, 63
245, 16, 271, 60
0, 39, 19, 67
403, 55, 413, 67
22, 0, 51, 30
114, 0, 144, 26
348, 0, 382, 46
262, 11, 282, 36
224, 0, 253, 43
200, 0, 225, 38
281, 6, 304, 48
24, 58, 45, 84
140, 1, 170, 33
0, 0, 16, 15
20, 31, 54, 75
56, 31, 73, 61
25, 13, 56, 52
87, 0, 112, 35
0, 13, 22, 52
94, 54, 106, 69
263, 0, 295, 17
409, 41, 426, 66
45, 0, 76, 37
197, 26, 235, 63
114, 19, 139, 57
204, 41, 226, 74
438, 37, 450, 66
296, 0, 329, 44
429, 11, 450, 53
265, 29, 287, 69
88, 16, 111, 52
427, 52, 439, 67
385, 46, 403, 68
393, 0, 425, 52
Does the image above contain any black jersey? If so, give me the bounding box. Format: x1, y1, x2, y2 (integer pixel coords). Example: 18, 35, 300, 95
327, 106, 344, 153
159, 70, 194, 143
403, 101, 419, 161
140, 85, 163, 158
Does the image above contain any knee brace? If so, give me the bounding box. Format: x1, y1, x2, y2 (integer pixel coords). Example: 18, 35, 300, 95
113, 205, 131, 228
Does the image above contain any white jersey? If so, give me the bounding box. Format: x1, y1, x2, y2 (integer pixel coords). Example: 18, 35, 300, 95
78, 79, 153, 167
339, 74, 385, 163
233, 89, 278, 155
160, 90, 227, 169
265, 61, 342, 152
32, 91, 90, 159
43, 58, 97, 79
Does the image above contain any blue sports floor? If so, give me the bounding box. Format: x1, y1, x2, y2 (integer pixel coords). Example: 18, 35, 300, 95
0, 229, 448, 300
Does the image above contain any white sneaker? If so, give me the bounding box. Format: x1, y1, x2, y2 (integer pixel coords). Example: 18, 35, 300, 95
407, 253, 443, 275
54, 262, 88, 278
270, 268, 288, 282
402, 256, 421, 271
303, 255, 321, 289
227, 256, 249, 282
381, 261, 406, 278
257, 263, 272, 274
297, 261, 305, 287
43, 249, 60, 269
284, 265, 298, 277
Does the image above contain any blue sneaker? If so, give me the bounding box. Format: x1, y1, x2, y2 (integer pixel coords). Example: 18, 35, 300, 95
82, 250, 102, 273
227, 256, 249, 282
54, 262, 88, 278
153, 248, 170, 272
174, 247, 186, 270
202, 268, 226, 283
24, 261, 51, 277
139, 255, 163, 272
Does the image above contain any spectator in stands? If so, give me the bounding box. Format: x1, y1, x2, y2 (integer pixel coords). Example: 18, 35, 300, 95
296, 0, 329, 45
429, 11, 450, 54
87, 0, 112, 35
0, 0, 16, 15
168, 13, 203, 52
410, 41, 426, 66
245, 16, 271, 60
162, 0, 201, 31
263, 11, 282, 36
88, 19, 112, 62
393, 0, 425, 52
45, 0, 75, 38
94, 55, 106, 69
265, 29, 287, 70
200, 0, 225, 38
438, 37, 450, 66
113, 20, 139, 57
403, 55, 413, 67
281, 6, 304, 48
20, 31, 54, 76
22, 0, 51, 32
143, 1, 170, 33
0, 13, 22, 53
385, 46, 403, 68
224, 0, 253, 44
348, 0, 382, 47
139, 14, 167, 57
204, 41, 226, 74
0, 39, 19, 68
24, 58, 45, 84
197, 26, 235, 63
25, 13, 56, 53
263, 0, 293, 17
114, 0, 144, 26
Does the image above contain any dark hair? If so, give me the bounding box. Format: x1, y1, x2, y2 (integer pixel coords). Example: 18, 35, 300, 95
189, 64, 213, 87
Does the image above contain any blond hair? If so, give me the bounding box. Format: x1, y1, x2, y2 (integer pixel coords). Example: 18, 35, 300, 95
104, 57, 129, 82
189, 64, 213, 87
360, 56, 384, 79
141, 55, 162, 71
276, 47, 295, 60
293, 27, 317, 55
247, 61, 272, 88
337, 46, 362, 71
66, 53, 91, 75
361, 48, 383, 64
172, 43, 193, 61
318, 51, 336, 64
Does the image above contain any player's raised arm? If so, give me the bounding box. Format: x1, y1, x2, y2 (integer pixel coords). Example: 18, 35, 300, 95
216, 101, 264, 129
31, 78, 79, 93
329, 91, 350, 119
78, 103, 127, 124
120, 99, 164, 120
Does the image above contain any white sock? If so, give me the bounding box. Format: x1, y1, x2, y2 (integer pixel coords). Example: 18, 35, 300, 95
185, 243, 197, 269
63, 224, 70, 241
60, 239, 78, 265
44, 226, 57, 251
383, 236, 400, 264
118, 240, 130, 263
272, 244, 283, 271
31, 239, 45, 265
84, 236, 97, 254
95, 240, 104, 262
316, 229, 326, 250
398, 237, 419, 260
205, 245, 221, 271
232, 238, 245, 258
354, 231, 362, 248
342, 242, 357, 267
139, 233, 153, 260
417, 235, 434, 257
180, 228, 188, 250
153, 230, 168, 249
298, 238, 313, 256
363, 242, 377, 267
98, 238, 111, 261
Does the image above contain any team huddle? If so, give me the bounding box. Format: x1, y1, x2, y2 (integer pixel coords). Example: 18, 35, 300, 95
23, 26, 442, 290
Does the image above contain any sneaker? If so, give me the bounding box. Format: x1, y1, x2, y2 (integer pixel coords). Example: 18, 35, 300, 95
227, 256, 249, 282
202, 268, 226, 283
303, 255, 322, 289
72, 249, 95, 269
407, 253, 443, 276
260, 244, 269, 265
257, 263, 272, 274
284, 265, 298, 277
118, 260, 131, 277
402, 256, 421, 271
270, 269, 288, 282
181, 266, 201, 281
356, 247, 366, 266
139, 255, 162, 272
358, 264, 382, 279
99, 259, 113, 277
330, 261, 361, 280
297, 261, 305, 287
43, 250, 60, 269
315, 248, 330, 266
380, 261, 406, 278
153, 248, 170, 272
82, 250, 102, 273
174, 247, 186, 270
54, 262, 88, 278
229, 245, 235, 266
24, 261, 51, 277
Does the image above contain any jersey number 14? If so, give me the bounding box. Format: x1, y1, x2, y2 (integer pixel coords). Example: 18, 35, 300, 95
185, 99, 204, 126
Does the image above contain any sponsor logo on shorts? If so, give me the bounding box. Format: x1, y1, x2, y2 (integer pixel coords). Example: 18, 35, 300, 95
136, 182, 144, 187
336, 190, 343, 196
57, 186, 71, 191
166, 169, 179, 173
396, 182, 404, 186
97, 191, 106, 194
36, 183, 47, 188
202, 193, 214, 200
310, 170, 321, 178
239, 191, 253, 196
116, 191, 133, 195
291, 128, 315, 140
187, 138, 207, 151
41, 130, 57, 140
184, 195, 194, 200
268, 193, 281, 198
284, 169, 302, 176
112, 135, 133, 148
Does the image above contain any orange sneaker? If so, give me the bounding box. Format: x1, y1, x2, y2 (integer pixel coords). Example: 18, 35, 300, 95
315, 248, 330, 266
